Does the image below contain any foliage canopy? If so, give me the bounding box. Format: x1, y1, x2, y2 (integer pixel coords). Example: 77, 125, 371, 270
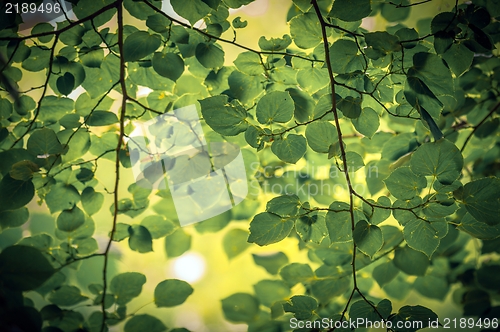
0, 0, 499, 331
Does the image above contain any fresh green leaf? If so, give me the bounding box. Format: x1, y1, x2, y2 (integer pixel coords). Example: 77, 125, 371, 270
27, 128, 63, 155
384, 166, 426, 200
283, 295, 317, 320
248, 212, 294, 246
353, 220, 383, 259
128, 225, 153, 253
305, 121, 337, 153
152, 52, 184, 81
252, 252, 288, 275
256, 91, 294, 124
0, 245, 55, 291
154, 279, 193, 307
393, 245, 429, 276
271, 134, 307, 164
110, 272, 146, 305
329, 0, 371, 22
223, 228, 250, 259
57, 206, 85, 232
123, 31, 161, 62
124, 314, 166, 332
221, 293, 259, 323
461, 177, 500, 225
200, 95, 248, 136
410, 139, 463, 185
0, 175, 35, 212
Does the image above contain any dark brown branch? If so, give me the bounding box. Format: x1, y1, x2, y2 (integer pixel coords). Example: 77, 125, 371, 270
100, 1, 125, 331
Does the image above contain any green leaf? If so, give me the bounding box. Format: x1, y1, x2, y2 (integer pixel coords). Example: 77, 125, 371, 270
305, 121, 338, 153
232, 17, 247, 29
381, 0, 410, 21
195, 43, 224, 69
27, 128, 63, 155
124, 0, 163, 20
0, 245, 55, 291
60, 24, 85, 46
200, 95, 248, 136
86, 111, 119, 126
338, 96, 362, 119
228, 70, 264, 106
234, 52, 264, 76
458, 212, 500, 240
57, 206, 86, 232
442, 42, 474, 77
279, 263, 314, 287
283, 295, 317, 320
128, 225, 153, 253
271, 134, 307, 164
0, 175, 35, 212
329, 39, 364, 74
297, 67, 329, 93
266, 194, 301, 217
254, 279, 290, 307
252, 252, 288, 275
410, 139, 463, 185
154, 279, 193, 307
329, 0, 371, 22
404, 219, 446, 258
22, 46, 50, 72
123, 31, 161, 62
39, 96, 75, 124
221, 293, 259, 323
49, 285, 88, 306
74, 237, 98, 255
248, 212, 294, 246
353, 220, 383, 259
124, 314, 166, 332
410, 52, 454, 103
223, 228, 250, 259
152, 52, 184, 81
311, 276, 351, 303
364, 31, 401, 59
393, 245, 429, 276
350, 299, 392, 323
32, 23, 54, 42
165, 228, 191, 258
146, 14, 171, 33
256, 91, 294, 124
110, 272, 146, 305
170, 0, 212, 25
112, 223, 131, 242
81, 187, 104, 216
9, 160, 39, 181
44, 184, 80, 214
0, 207, 29, 229
352, 107, 379, 137
258, 35, 292, 51
476, 264, 500, 291
461, 177, 500, 225
56, 72, 75, 96
414, 275, 449, 300
141, 215, 176, 239
384, 166, 426, 200
373, 261, 399, 288
325, 202, 352, 243
290, 13, 322, 49
391, 305, 438, 332
296, 213, 329, 244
